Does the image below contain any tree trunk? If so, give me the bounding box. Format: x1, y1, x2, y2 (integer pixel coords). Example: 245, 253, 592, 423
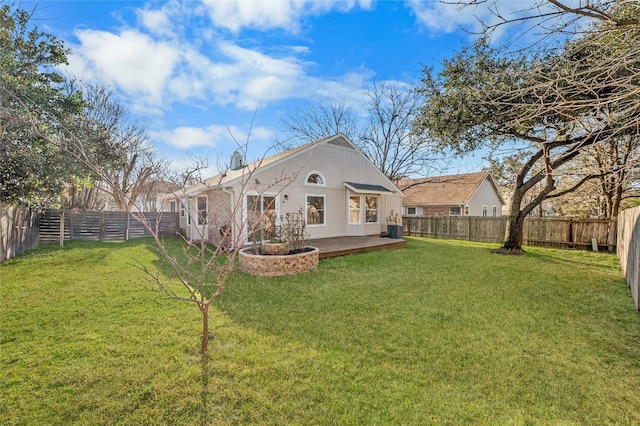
200, 303, 209, 353
502, 212, 526, 251
501, 186, 526, 252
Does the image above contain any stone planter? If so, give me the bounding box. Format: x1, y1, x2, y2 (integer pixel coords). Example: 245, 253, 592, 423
262, 241, 290, 255
238, 246, 319, 276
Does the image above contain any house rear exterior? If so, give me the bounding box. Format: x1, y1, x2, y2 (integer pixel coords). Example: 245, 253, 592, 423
179, 134, 403, 245
400, 172, 504, 217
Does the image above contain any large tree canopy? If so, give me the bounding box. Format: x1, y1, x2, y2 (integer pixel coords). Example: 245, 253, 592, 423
414, 1, 640, 251
0, 4, 84, 205
1, 5, 155, 209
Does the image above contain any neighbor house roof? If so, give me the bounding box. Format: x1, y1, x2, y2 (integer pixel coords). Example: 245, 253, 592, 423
399, 172, 504, 206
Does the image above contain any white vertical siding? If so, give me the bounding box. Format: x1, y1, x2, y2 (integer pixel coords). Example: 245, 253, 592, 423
467, 179, 503, 217
228, 141, 403, 239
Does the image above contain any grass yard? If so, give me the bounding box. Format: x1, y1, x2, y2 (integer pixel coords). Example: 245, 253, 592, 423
1, 237, 639, 425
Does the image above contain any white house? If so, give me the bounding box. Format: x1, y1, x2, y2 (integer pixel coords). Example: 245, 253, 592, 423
179, 134, 403, 245
399, 172, 504, 217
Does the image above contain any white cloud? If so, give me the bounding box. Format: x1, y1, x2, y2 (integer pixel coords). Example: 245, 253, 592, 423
201, 0, 373, 33
61, 0, 378, 150
60, 0, 384, 117
138, 7, 173, 36
71, 29, 179, 105
151, 124, 274, 150
152, 126, 226, 149
67, 24, 341, 112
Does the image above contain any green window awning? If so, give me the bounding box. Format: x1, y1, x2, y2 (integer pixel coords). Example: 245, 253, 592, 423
344, 182, 392, 194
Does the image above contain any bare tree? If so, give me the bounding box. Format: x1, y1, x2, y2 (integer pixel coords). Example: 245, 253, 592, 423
359, 81, 440, 184
546, 135, 640, 218
450, 0, 640, 43
277, 100, 359, 148
62, 177, 107, 210
279, 83, 442, 183
134, 128, 304, 352
74, 83, 165, 212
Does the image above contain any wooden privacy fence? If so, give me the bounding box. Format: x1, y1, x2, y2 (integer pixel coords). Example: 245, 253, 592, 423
0, 203, 39, 263
617, 206, 640, 310
39, 210, 179, 242
402, 216, 617, 251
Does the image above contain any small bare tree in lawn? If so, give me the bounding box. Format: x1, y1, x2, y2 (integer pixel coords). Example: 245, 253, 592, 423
135, 136, 302, 353
2, 3, 303, 352
15, 92, 298, 352
4, 67, 298, 353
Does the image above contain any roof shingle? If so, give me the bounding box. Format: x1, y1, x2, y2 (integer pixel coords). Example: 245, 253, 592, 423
399, 172, 494, 205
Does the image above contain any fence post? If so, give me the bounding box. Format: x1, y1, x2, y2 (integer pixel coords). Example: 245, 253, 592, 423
125, 212, 130, 241
608, 220, 617, 253
99, 211, 106, 241
59, 211, 64, 248
567, 219, 574, 248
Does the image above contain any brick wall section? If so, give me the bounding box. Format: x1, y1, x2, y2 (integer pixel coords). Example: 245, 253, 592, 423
238, 247, 319, 276
421, 206, 451, 217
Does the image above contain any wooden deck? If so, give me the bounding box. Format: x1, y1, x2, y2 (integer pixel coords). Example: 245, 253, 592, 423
307, 236, 406, 259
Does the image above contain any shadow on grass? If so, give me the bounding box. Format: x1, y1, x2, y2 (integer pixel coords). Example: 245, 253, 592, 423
27, 237, 158, 257
521, 246, 620, 273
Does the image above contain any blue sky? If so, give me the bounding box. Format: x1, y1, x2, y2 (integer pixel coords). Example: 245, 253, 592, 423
30, 0, 534, 175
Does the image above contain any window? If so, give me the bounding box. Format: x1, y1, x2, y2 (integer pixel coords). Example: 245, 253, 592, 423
449, 206, 461, 216
482, 206, 488, 217
407, 207, 417, 215
349, 196, 360, 224
365, 196, 378, 223
170, 201, 176, 213
305, 171, 325, 186
306, 195, 325, 226
492, 206, 497, 217
197, 196, 208, 225
247, 194, 276, 239
180, 203, 185, 217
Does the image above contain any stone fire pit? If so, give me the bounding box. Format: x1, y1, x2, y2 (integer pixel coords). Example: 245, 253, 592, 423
238, 246, 319, 276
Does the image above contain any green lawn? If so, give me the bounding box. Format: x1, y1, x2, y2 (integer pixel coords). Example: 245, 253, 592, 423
1, 237, 639, 425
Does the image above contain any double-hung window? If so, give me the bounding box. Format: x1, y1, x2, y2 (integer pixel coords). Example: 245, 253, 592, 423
306, 195, 325, 226
365, 196, 378, 223
349, 196, 360, 224
247, 194, 276, 239
197, 196, 208, 225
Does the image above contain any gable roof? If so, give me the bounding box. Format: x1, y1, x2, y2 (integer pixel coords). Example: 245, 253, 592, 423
399, 172, 504, 206
185, 134, 401, 196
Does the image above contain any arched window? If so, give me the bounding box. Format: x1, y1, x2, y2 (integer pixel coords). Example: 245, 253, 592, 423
305, 171, 325, 186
